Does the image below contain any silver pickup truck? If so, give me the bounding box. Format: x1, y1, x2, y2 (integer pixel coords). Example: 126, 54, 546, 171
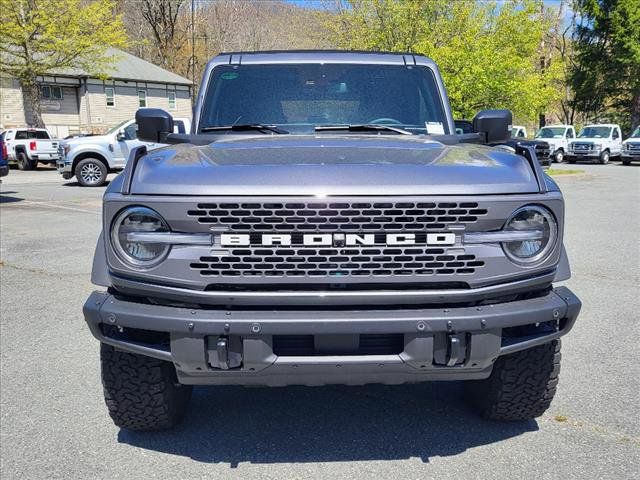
83, 51, 581, 431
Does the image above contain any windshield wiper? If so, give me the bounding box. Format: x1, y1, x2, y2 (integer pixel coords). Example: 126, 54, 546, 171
200, 124, 289, 134
315, 124, 412, 135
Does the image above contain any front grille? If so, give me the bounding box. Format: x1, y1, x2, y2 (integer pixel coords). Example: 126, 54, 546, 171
571, 143, 593, 152
627, 142, 640, 152
187, 201, 487, 279
535, 144, 550, 160
187, 201, 487, 232
191, 247, 485, 278
272, 334, 404, 356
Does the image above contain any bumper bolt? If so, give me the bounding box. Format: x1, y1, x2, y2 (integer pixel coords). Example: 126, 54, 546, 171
447, 321, 453, 331
481, 319, 487, 329
417, 321, 426, 331
251, 323, 261, 333
553, 309, 560, 319
188, 322, 194, 330
107, 314, 116, 324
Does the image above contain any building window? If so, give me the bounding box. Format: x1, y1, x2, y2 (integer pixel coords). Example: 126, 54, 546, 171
138, 90, 147, 107
41, 85, 62, 100
105, 87, 115, 107
168, 91, 176, 109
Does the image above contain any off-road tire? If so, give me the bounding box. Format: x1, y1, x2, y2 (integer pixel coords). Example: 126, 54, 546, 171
75, 158, 107, 187
554, 150, 564, 164
465, 340, 561, 421
100, 344, 192, 431
16, 152, 37, 171
599, 150, 610, 164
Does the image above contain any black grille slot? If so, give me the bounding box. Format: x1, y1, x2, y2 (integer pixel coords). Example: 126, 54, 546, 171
191, 248, 484, 278
188, 201, 488, 231
272, 334, 404, 356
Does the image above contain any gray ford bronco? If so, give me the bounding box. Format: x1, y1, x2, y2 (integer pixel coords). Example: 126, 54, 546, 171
83, 51, 581, 431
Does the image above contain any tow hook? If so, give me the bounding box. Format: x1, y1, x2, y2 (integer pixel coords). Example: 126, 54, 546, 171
216, 337, 229, 370
207, 335, 243, 370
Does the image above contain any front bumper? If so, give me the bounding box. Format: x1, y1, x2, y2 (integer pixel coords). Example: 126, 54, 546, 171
621, 152, 640, 160
84, 286, 581, 386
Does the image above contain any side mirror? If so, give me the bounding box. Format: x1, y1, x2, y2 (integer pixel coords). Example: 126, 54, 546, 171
136, 108, 173, 143
472, 109, 512, 144
116, 129, 126, 142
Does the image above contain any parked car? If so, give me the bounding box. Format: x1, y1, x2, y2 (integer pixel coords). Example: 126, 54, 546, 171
511, 125, 527, 138
621, 125, 640, 165
57, 118, 191, 187
534, 124, 576, 163
83, 51, 581, 431
567, 124, 622, 164
0, 132, 9, 178
1, 128, 60, 170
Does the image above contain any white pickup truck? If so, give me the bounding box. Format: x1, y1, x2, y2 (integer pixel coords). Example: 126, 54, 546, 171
621, 126, 640, 165
567, 124, 622, 164
534, 124, 576, 163
57, 118, 190, 186
1, 128, 60, 170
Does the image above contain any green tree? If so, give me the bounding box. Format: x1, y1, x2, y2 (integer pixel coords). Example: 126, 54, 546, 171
571, 0, 640, 132
330, 0, 563, 125
0, 0, 127, 127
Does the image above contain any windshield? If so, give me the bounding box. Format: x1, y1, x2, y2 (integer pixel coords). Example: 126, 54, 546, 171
629, 126, 640, 138
106, 120, 130, 135
536, 127, 566, 139
578, 126, 611, 138
199, 64, 448, 134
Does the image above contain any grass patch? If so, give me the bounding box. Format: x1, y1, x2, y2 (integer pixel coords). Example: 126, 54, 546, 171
546, 169, 584, 176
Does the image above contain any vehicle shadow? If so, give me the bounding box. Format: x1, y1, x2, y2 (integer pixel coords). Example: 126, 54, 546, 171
0, 191, 24, 203
117, 382, 537, 466
62, 181, 110, 188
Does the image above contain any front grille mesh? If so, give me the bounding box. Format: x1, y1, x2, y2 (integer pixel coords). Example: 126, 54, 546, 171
187, 200, 488, 279
190, 246, 484, 277
187, 201, 487, 232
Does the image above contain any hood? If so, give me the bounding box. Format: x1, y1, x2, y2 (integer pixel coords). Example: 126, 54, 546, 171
129, 135, 540, 196
571, 137, 605, 143
62, 134, 111, 147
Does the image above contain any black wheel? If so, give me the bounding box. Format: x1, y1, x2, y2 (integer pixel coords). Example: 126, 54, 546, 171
599, 150, 610, 164
75, 158, 107, 186
465, 340, 561, 421
16, 152, 37, 171
100, 344, 192, 431
554, 150, 564, 164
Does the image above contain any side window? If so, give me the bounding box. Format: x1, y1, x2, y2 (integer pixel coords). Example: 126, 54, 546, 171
123, 123, 138, 140
517, 129, 525, 138
173, 120, 185, 134
612, 128, 619, 139
15, 131, 27, 140
105, 87, 115, 107
138, 90, 147, 108
567, 129, 574, 138
41, 85, 62, 99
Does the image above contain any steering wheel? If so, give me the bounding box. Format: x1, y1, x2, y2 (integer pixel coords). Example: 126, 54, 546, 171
368, 117, 403, 125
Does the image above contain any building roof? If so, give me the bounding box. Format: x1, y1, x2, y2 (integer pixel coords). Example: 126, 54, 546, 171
55, 48, 192, 85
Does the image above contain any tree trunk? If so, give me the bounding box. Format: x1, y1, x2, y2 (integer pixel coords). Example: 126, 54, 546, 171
632, 88, 640, 131
20, 80, 45, 128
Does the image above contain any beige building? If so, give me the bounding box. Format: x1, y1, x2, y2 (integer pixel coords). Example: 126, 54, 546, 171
0, 48, 192, 138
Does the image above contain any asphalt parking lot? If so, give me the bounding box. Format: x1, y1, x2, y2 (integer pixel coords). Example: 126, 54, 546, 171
1, 163, 639, 479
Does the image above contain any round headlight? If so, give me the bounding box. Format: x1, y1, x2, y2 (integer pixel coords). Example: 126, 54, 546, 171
502, 205, 557, 265
111, 206, 170, 268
